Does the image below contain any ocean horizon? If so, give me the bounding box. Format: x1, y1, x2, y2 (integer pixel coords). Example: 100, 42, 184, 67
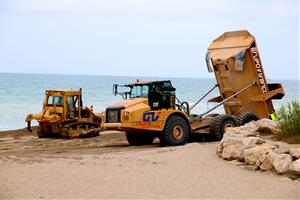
0, 73, 299, 131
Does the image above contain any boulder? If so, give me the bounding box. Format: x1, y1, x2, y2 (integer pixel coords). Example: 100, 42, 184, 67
221, 134, 243, 144
289, 158, 300, 175
236, 144, 257, 161
222, 132, 244, 139
225, 122, 258, 137
243, 165, 259, 171
217, 135, 242, 155
256, 119, 279, 133
256, 150, 273, 171
217, 119, 298, 175
244, 143, 276, 165
233, 137, 264, 161
242, 137, 265, 146
289, 148, 300, 159
224, 127, 240, 135
270, 153, 293, 174
271, 142, 290, 154
221, 144, 242, 160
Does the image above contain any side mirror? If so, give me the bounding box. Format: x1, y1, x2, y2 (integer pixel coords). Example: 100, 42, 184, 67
205, 52, 214, 72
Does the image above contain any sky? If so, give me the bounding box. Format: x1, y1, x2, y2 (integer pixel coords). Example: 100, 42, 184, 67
0, 0, 299, 80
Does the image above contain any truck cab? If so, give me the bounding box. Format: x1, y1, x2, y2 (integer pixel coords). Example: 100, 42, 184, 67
103, 80, 190, 146
105, 80, 179, 124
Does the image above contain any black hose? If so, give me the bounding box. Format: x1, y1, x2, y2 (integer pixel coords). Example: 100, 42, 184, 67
180, 101, 190, 116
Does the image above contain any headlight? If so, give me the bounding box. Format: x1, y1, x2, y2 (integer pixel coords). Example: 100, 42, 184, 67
122, 111, 130, 121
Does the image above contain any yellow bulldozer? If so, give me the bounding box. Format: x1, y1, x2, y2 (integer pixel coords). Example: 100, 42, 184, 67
102, 30, 285, 146
25, 89, 102, 138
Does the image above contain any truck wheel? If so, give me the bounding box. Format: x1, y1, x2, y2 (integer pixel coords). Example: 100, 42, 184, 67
126, 132, 155, 146
237, 112, 258, 125
159, 116, 189, 146
210, 115, 238, 140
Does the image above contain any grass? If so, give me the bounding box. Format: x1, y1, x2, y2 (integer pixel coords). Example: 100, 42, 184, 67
287, 173, 300, 181
272, 101, 300, 144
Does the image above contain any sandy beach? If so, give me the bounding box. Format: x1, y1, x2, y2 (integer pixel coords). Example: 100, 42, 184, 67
0, 128, 299, 199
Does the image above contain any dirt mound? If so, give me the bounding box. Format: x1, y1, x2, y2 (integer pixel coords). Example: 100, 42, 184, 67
0, 128, 160, 161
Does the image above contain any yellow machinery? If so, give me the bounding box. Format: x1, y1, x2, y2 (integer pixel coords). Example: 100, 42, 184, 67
206, 30, 285, 120
103, 80, 191, 146
25, 89, 102, 138
102, 30, 285, 146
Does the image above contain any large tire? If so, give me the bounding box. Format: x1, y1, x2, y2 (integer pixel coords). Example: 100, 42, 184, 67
237, 112, 259, 125
210, 115, 238, 140
126, 132, 155, 146
159, 116, 189, 146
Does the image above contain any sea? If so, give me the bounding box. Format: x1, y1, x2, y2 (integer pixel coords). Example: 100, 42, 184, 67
0, 73, 299, 131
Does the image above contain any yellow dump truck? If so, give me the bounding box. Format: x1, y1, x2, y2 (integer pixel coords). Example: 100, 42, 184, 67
102, 30, 285, 146
26, 89, 102, 138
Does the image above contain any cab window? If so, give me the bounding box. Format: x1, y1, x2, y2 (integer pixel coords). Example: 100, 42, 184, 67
162, 81, 175, 91
48, 96, 63, 106
130, 85, 149, 98
68, 95, 79, 118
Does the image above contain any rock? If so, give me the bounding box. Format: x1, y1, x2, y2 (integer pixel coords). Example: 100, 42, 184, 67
234, 137, 264, 161
224, 127, 241, 135
218, 137, 265, 162
217, 135, 242, 155
289, 158, 300, 175
225, 122, 259, 137
256, 150, 273, 171
243, 165, 259, 171
256, 119, 279, 132
240, 121, 259, 132
216, 119, 299, 175
222, 144, 242, 160
236, 144, 257, 161
270, 153, 293, 174
272, 142, 290, 154
222, 132, 244, 139
244, 143, 276, 165
289, 148, 300, 159
242, 137, 265, 146
224, 119, 279, 138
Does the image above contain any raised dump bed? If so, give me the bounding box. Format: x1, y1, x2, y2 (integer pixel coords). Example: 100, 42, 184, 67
206, 30, 284, 119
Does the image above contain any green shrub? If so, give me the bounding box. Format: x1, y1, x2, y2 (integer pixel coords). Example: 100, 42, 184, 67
274, 101, 300, 143
287, 173, 300, 181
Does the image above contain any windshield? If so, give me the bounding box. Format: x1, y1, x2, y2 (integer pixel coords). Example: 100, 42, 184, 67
130, 85, 149, 98
47, 96, 64, 106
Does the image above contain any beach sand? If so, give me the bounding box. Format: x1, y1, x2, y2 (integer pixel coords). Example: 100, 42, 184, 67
0, 128, 299, 199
